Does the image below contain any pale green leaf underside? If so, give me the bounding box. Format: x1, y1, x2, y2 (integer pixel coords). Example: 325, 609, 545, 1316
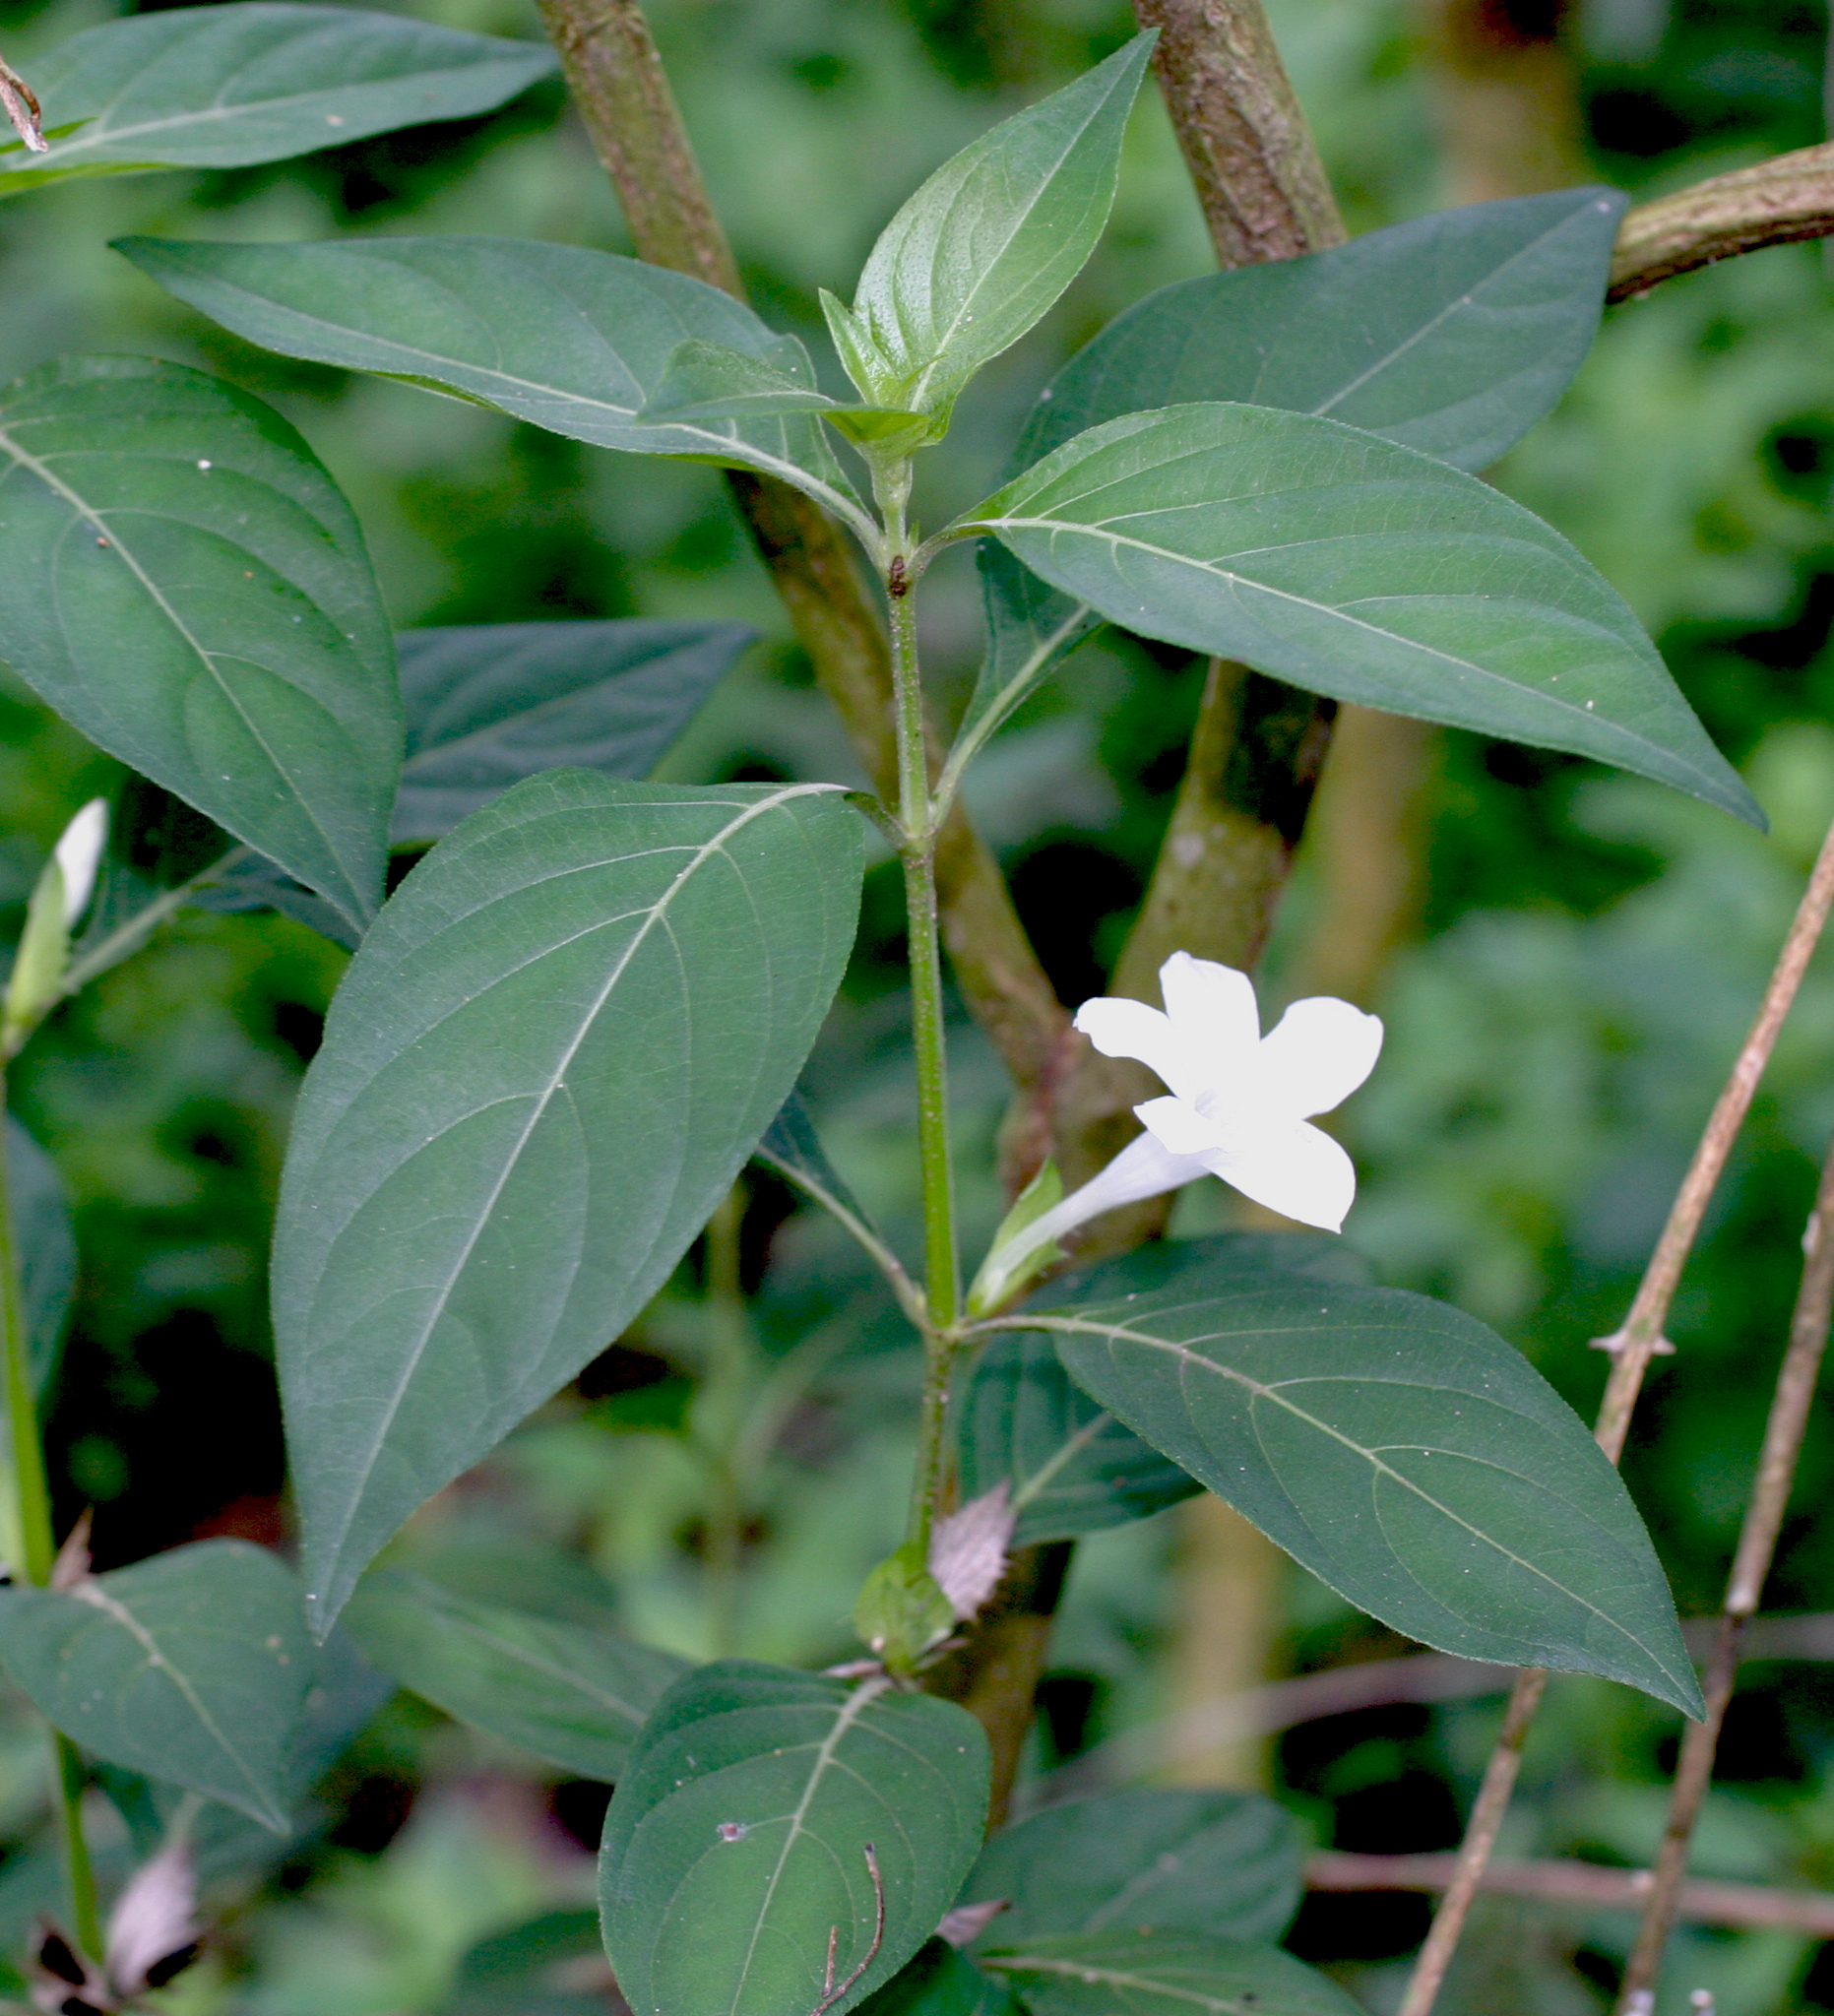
967, 402, 1759, 827
0, 3, 555, 193
116, 236, 868, 535
1030, 1271, 1702, 1713
601, 1661, 990, 2016
980, 1932, 1361, 2016
846, 34, 1154, 419
394, 618, 755, 840
344, 1568, 688, 1781
0, 356, 401, 931
273, 774, 863, 1633
0, 1540, 312, 1829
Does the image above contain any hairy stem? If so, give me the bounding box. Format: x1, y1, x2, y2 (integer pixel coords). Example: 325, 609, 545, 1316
1613, 1136, 1834, 2009
0, 1079, 98, 1957
1400, 810, 1834, 2015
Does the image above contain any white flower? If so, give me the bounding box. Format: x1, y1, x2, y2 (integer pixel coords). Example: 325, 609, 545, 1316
51, 798, 107, 928
980, 953, 1382, 1291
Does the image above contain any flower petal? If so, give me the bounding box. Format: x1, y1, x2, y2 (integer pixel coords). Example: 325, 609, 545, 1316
1073, 996, 1201, 1099
1199, 1118, 1358, 1231
1136, 1094, 1225, 1157
1255, 998, 1384, 1118
1158, 952, 1260, 1068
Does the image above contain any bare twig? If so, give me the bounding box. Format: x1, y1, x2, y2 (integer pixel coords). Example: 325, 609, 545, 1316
1611, 144, 1834, 301
808, 1846, 884, 2016
1614, 1138, 1834, 2009
1400, 810, 1834, 2016
1307, 1854, 1834, 1938
0, 51, 45, 156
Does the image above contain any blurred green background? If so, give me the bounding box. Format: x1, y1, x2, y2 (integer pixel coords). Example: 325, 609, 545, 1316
6, 0, 1834, 2010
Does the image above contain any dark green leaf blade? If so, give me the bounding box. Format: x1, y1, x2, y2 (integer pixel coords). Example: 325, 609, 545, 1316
1029, 1270, 1703, 1712
601, 1661, 990, 2016
116, 236, 867, 530
0, 4, 555, 193
344, 1567, 689, 1781
394, 619, 756, 841
838, 34, 1155, 423
961, 188, 1626, 765
961, 1791, 1302, 1946
980, 1932, 1361, 2016
1020, 188, 1627, 476
966, 403, 1759, 826
4, 1117, 74, 1389
273, 774, 863, 1633
0, 356, 402, 930
856, 1942, 1018, 2016
0, 1540, 312, 1828
961, 1234, 1367, 1544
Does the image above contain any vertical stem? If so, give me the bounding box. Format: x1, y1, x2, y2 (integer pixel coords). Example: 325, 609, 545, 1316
1613, 1134, 1834, 2011
701, 1182, 750, 1658
1399, 809, 1834, 2016
880, 506, 960, 1554
0, 1076, 98, 1958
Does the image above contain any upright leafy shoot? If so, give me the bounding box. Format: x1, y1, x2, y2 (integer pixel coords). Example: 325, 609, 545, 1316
273, 774, 863, 1630
821, 34, 1155, 432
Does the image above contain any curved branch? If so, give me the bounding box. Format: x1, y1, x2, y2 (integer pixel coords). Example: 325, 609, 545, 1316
1611, 142, 1834, 300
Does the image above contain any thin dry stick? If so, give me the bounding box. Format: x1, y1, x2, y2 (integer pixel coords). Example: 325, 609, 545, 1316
1613, 1136, 1834, 2013
808, 1846, 884, 2016
0, 50, 45, 155
1399, 810, 1834, 2016
1307, 1854, 1834, 1938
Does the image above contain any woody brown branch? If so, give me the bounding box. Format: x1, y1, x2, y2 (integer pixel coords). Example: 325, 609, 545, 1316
1611, 143, 1834, 300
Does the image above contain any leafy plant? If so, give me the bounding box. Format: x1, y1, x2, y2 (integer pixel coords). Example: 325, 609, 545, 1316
0, 4, 1817, 2014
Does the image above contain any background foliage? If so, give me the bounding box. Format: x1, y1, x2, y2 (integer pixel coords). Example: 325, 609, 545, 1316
5, 0, 1834, 2010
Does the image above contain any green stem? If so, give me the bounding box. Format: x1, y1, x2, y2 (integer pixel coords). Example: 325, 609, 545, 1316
880, 471, 962, 1555
0, 1075, 98, 1957
701, 1182, 750, 1658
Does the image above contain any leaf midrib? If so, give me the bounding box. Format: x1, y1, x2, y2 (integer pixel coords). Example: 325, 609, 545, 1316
983, 1948, 1248, 2013
977, 509, 1721, 790
1028, 1309, 1685, 1687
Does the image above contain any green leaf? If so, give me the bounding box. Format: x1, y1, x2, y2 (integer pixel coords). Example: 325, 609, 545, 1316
116, 236, 872, 539
953, 188, 1630, 761
0, 1539, 312, 1829
1019, 188, 1627, 479
833, 33, 1155, 426
4, 1118, 74, 1390
979, 1932, 1362, 2016
1019, 1267, 1704, 1712
273, 773, 863, 1632
960, 1791, 1302, 1946
394, 620, 756, 842
856, 1942, 1018, 2016
447, 1909, 607, 2016
960, 1233, 1366, 1544
963, 403, 1760, 827
344, 1567, 688, 1782
0, 355, 402, 932
0, 3, 555, 195
601, 1661, 989, 2016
